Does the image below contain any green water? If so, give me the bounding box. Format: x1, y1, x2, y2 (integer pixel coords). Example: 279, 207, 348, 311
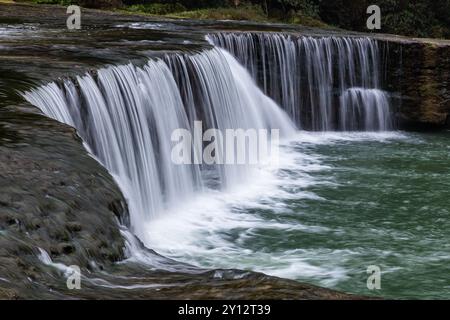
148, 131, 450, 299
284, 131, 450, 298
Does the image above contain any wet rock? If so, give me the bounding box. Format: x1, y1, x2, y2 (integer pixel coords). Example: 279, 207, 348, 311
0, 106, 128, 296
379, 37, 450, 129
0, 288, 19, 300
58, 243, 75, 255
66, 222, 82, 232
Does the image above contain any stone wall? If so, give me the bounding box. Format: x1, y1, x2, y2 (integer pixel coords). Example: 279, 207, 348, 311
380, 37, 450, 130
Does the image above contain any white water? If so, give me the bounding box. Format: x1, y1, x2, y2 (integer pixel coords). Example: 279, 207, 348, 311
340, 88, 392, 131
143, 131, 409, 285
23, 47, 296, 250
207, 33, 392, 131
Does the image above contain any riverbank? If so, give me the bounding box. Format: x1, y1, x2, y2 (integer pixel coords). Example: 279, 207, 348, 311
122, 3, 330, 29
13, 0, 331, 29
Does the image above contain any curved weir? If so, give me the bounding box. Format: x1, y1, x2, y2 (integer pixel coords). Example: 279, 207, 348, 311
23, 47, 296, 244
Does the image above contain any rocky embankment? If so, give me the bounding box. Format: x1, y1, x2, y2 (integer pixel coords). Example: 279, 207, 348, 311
380, 37, 450, 129
0, 104, 128, 298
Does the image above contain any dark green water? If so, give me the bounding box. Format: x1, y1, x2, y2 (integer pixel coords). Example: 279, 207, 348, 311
148, 131, 450, 299
290, 131, 450, 298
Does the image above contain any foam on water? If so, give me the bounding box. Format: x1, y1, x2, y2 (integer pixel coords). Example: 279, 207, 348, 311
292, 130, 410, 144
23, 47, 296, 268
143, 131, 412, 285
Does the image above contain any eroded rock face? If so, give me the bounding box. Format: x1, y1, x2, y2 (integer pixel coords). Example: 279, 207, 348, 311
381, 38, 450, 130
0, 105, 128, 298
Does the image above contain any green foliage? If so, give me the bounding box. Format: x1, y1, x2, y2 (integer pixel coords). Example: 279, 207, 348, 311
315, 0, 449, 38
29, 0, 76, 5
275, 0, 319, 18
28, 0, 450, 38
379, 0, 449, 38
126, 3, 186, 15
123, 0, 229, 10
168, 4, 267, 21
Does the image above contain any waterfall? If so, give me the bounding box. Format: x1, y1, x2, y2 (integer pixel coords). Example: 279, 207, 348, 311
22, 48, 296, 242
207, 33, 392, 131
22, 32, 393, 260
340, 88, 392, 131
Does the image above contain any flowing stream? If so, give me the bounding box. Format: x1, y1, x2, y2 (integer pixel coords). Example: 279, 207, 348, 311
22, 33, 450, 298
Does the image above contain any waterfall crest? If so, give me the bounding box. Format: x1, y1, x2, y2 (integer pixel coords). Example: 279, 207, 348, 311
207, 33, 393, 131
23, 48, 296, 241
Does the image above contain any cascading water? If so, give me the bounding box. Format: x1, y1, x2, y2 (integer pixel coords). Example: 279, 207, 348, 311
18, 30, 447, 299
339, 88, 391, 131
23, 47, 296, 244
207, 33, 393, 131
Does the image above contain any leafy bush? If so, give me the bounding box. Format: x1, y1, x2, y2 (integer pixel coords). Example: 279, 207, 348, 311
30, 0, 76, 5
126, 3, 187, 15
123, 0, 228, 10
316, 0, 450, 38
170, 5, 267, 21
276, 0, 319, 18
380, 0, 448, 38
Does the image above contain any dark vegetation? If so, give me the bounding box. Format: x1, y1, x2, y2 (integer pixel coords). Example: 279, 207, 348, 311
23, 0, 450, 38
